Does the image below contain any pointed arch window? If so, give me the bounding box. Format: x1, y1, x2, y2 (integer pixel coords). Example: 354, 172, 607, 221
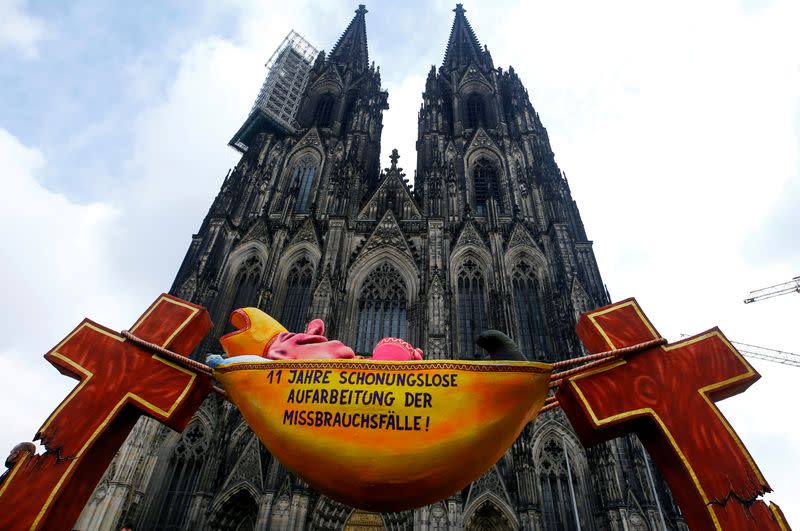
314, 93, 335, 128
538, 438, 581, 531
291, 155, 317, 212
281, 257, 314, 332
457, 259, 487, 358
355, 263, 408, 354
512, 261, 548, 359
466, 93, 486, 129
466, 500, 514, 531
207, 486, 259, 530
224, 255, 263, 333
473, 158, 499, 216
152, 423, 207, 530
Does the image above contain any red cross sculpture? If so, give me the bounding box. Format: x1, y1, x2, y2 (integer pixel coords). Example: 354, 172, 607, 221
556, 298, 791, 530
0, 294, 212, 530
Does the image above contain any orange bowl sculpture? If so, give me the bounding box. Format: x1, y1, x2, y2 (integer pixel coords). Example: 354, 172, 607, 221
214, 358, 552, 512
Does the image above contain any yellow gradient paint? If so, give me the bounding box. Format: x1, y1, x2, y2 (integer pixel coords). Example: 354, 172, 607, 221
215, 358, 552, 511
219, 307, 287, 358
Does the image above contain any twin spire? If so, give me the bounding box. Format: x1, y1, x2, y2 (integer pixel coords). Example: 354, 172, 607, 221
442, 4, 485, 70
329, 4, 370, 73
327, 4, 486, 73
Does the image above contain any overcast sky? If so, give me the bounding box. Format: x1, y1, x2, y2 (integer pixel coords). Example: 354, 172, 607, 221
0, 0, 797, 523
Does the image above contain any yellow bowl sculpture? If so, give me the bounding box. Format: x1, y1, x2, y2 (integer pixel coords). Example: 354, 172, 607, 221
214, 358, 552, 512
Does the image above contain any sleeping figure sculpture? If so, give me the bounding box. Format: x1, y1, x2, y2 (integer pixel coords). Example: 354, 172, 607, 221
208, 307, 552, 512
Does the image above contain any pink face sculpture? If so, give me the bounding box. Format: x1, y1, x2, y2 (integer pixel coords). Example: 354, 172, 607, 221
266, 319, 356, 360
219, 308, 421, 362
371, 337, 424, 361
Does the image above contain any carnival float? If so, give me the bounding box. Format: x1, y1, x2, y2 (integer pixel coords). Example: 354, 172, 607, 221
0, 295, 791, 530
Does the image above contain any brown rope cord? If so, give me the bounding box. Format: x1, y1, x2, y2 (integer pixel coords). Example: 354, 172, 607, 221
121, 330, 228, 400
548, 337, 667, 386
540, 337, 668, 412
541, 337, 668, 414
120, 331, 666, 407
540, 400, 559, 414
550, 337, 667, 370
549, 356, 616, 389
213, 387, 229, 399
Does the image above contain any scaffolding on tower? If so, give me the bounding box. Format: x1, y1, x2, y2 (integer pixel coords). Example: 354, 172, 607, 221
229, 30, 319, 153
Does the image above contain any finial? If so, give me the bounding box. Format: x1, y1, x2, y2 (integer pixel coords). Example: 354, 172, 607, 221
454, 3, 465, 14
389, 149, 400, 169
356, 4, 368, 15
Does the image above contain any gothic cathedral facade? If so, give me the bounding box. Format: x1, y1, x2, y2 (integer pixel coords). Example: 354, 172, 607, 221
76, 5, 686, 531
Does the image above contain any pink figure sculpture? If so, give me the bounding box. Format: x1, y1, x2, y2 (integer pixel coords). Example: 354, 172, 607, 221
266, 319, 356, 360
372, 337, 424, 361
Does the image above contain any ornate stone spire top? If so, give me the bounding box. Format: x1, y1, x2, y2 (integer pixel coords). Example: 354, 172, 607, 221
442, 3, 484, 70
329, 4, 370, 73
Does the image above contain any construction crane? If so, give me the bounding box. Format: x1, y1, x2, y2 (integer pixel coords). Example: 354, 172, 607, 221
680, 335, 800, 368
731, 341, 800, 368
743, 276, 800, 304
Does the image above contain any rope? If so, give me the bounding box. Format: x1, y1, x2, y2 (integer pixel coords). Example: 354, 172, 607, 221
540, 401, 559, 414
121, 330, 228, 400
550, 338, 667, 369
542, 337, 668, 410
549, 356, 616, 388
120, 331, 666, 408
548, 338, 666, 389
213, 387, 229, 399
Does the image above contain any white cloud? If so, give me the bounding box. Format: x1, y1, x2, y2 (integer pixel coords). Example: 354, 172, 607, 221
0, 128, 123, 452
381, 74, 426, 172
0, 0, 45, 58
0, 33, 261, 459
109, 37, 257, 290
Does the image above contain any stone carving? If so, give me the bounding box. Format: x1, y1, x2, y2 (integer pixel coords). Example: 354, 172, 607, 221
454, 221, 486, 249
458, 64, 491, 92
289, 218, 319, 246
240, 219, 268, 244
298, 127, 322, 148
466, 466, 506, 504
506, 223, 535, 250
358, 211, 415, 262
466, 127, 499, 153
222, 435, 263, 491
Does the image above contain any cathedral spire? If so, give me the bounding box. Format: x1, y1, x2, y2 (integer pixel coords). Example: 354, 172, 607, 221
329, 4, 370, 73
442, 4, 484, 70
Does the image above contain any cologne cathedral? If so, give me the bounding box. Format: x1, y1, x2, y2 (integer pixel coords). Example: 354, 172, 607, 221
76, 5, 687, 530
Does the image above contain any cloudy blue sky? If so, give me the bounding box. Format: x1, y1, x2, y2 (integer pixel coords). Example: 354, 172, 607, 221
1, 0, 798, 523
